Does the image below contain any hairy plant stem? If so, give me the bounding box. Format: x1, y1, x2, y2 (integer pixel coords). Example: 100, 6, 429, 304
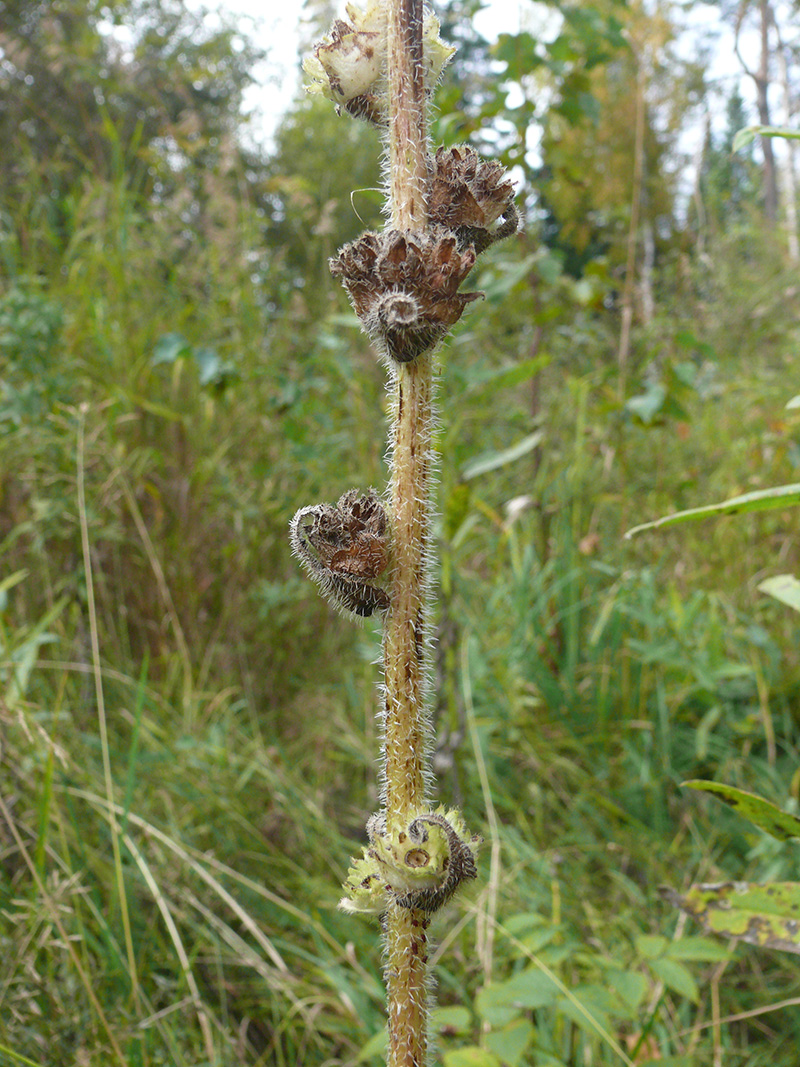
384, 1, 433, 1064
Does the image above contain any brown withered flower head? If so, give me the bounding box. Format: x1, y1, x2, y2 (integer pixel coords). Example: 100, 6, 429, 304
428, 145, 519, 255
330, 229, 482, 363
290, 488, 391, 618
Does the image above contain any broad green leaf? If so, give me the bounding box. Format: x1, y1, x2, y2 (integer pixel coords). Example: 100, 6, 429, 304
758, 574, 800, 614
478, 254, 537, 301
194, 346, 221, 385
625, 383, 665, 424
635, 934, 669, 959
484, 1018, 534, 1067
557, 983, 615, 1038
465, 354, 551, 398
152, 332, 191, 366
356, 1027, 387, 1062
432, 1006, 472, 1035
665, 936, 733, 963
195, 347, 237, 387
461, 432, 544, 481
625, 483, 800, 539
683, 780, 800, 840
476, 968, 559, 1027
733, 125, 800, 153
443, 1048, 502, 1067
665, 882, 800, 955
648, 957, 699, 1003
606, 969, 647, 1012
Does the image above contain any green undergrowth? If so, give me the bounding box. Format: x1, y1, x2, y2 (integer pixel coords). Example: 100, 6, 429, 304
2, 170, 800, 1065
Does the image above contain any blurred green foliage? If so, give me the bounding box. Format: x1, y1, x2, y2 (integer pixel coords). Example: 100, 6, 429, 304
2, 0, 800, 1064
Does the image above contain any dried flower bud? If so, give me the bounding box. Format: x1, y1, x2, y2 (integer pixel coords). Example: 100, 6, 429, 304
331, 229, 481, 362
340, 808, 480, 916
290, 489, 390, 618
428, 145, 520, 254
303, 1, 454, 126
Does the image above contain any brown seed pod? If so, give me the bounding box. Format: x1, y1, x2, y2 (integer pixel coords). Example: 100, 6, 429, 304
428, 145, 519, 254
331, 228, 482, 363
290, 489, 391, 618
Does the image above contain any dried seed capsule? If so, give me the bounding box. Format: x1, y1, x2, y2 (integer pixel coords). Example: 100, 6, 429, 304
428, 145, 520, 253
290, 489, 390, 618
331, 229, 481, 363
303, 1, 454, 126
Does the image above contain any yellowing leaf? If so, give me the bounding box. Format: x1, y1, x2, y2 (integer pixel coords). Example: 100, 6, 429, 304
665, 882, 800, 955
683, 780, 800, 841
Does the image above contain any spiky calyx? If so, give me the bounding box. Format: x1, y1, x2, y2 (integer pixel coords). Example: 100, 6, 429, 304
290, 489, 390, 618
303, 0, 454, 126
428, 145, 520, 254
331, 229, 481, 363
340, 807, 481, 915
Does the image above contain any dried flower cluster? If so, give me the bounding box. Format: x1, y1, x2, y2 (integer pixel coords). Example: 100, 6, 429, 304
331, 228, 481, 363
289, 489, 390, 617
429, 145, 521, 254
331, 145, 518, 364
341, 808, 481, 916
303, 0, 454, 125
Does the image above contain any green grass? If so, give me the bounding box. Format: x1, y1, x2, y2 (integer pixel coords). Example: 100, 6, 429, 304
2, 163, 800, 1065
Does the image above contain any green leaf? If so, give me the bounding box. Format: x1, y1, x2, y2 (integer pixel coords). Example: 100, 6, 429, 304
625, 483, 800, 539
0, 569, 28, 613
635, 934, 669, 959
665, 936, 733, 963
556, 984, 613, 1040
683, 780, 800, 840
606, 969, 647, 1012
465, 354, 551, 398
648, 957, 699, 1003
356, 1027, 387, 1062
152, 332, 191, 366
733, 124, 800, 153
786, 394, 800, 409
758, 574, 800, 614
625, 383, 666, 424
476, 968, 559, 1027
461, 432, 544, 481
484, 1018, 534, 1067
443, 1048, 502, 1067
432, 1006, 472, 1035
732, 126, 758, 152
639, 1059, 694, 1067
194, 346, 237, 387
665, 882, 800, 955
478, 254, 537, 301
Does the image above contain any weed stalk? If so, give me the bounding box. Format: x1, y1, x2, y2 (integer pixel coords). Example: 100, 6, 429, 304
295, 2, 518, 1061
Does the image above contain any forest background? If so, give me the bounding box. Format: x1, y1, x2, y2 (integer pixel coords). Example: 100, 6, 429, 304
2, 0, 800, 1064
